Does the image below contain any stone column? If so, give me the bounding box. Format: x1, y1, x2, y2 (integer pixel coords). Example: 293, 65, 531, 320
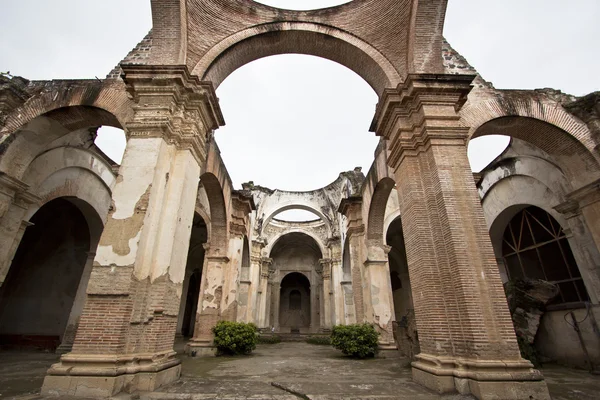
364, 243, 396, 348
272, 279, 281, 330
248, 240, 265, 325
42, 65, 224, 398
56, 252, 96, 353
328, 238, 345, 326
372, 74, 550, 399
230, 192, 255, 323
255, 256, 272, 328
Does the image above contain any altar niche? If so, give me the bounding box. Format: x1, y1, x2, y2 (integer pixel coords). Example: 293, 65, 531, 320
279, 272, 311, 333
269, 232, 323, 333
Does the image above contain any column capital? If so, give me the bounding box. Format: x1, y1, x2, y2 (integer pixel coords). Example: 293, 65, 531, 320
317, 258, 333, 279
371, 74, 475, 169
229, 190, 255, 237
121, 64, 225, 165
338, 196, 364, 236
555, 178, 600, 218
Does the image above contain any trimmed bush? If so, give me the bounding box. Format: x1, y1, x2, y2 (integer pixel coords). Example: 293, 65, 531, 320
258, 335, 282, 344
331, 324, 379, 358
212, 321, 258, 355
306, 336, 331, 345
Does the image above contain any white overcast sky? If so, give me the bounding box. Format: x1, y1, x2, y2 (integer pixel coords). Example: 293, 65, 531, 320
1, 0, 598, 192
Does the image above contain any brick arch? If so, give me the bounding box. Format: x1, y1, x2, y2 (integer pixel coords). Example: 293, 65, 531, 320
0, 106, 127, 181
149, 0, 452, 96
199, 172, 228, 254
366, 177, 396, 241
1, 80, 132, 137
192, 22, 402, 95
470, 115, 600, 188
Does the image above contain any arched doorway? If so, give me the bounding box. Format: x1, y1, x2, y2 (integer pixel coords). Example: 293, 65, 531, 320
0, 198, 93, 350
386, 217, 419, 357
279, 272, 311, 333
501, 206, 589, 305
177, 213, 208, 338
269, 232, 323, 333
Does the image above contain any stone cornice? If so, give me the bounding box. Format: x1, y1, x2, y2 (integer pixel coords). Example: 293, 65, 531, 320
555, 178, 600, 218
121, 64, 225, 165
371, 74, 475, 169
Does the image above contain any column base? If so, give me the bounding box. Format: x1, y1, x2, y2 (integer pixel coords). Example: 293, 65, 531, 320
185, 338, 217, 357
41, 351, 181, 398
411, 354, 551, 400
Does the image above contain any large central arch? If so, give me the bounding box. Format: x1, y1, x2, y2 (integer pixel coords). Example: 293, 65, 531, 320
193, 23, 402, 95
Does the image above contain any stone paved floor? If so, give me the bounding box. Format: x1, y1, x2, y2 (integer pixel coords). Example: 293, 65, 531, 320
1, 343, 599, 399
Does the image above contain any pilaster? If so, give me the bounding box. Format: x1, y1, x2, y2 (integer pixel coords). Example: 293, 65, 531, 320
338, 196, 366, 324
0, 173, 41, 286
555, 178, 600, 302
373, 74, 549, 399
318, 258, 333, 329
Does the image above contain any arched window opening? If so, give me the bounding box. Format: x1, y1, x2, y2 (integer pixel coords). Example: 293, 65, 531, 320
94, 126, 126, 165
502, 206, 589, 305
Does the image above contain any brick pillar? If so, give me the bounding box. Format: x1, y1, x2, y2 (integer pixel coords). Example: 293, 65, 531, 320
42, 65, 224, 398
372, 74, 550, 399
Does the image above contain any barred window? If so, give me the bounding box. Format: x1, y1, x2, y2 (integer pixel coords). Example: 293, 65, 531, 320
502, 206, 589, 305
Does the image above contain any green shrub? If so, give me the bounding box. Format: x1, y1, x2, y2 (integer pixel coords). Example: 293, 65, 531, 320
306, 336, 331, 345
258, 335, 282, 344
331, 324, 379, 358
212, 321, 258, 355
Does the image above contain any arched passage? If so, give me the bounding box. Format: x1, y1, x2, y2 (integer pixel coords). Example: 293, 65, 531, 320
472, 116, 600, 188
0, 198, 100, 351
367, 177, 396, 241
386, 217, 419, 358
279, 272, 311, 332
177, 213, 208, 338
269, 232, 323, 333
199, 173, 228, 254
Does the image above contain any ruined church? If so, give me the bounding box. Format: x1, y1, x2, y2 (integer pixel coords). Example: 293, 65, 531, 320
0, 1, 599, 399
